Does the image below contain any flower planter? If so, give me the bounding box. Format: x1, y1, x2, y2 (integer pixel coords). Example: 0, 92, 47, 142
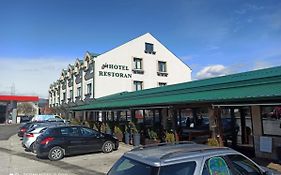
125, 133, 130, 144
133, 133, 140, 146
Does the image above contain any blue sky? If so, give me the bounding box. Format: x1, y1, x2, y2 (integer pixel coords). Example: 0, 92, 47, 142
0, 0, 281, 98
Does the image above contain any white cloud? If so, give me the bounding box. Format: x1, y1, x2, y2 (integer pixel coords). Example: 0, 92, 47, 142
253, 60, 273, 70
196, 64, 230, 79
0, 57, 73, 98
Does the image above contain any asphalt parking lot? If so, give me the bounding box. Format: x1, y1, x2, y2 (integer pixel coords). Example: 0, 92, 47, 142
0, 125, 132, 175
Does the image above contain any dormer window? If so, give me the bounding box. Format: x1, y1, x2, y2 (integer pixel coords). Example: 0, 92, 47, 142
145, 43, 156, 54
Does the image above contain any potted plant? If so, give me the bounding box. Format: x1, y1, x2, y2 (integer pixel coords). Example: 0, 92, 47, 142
207, 138, 220, 147
114, 125, 123, 142
165, 131, 175, 143
145, 129, 160, 145
129, 122, 140, 146
106, 123, 112, 135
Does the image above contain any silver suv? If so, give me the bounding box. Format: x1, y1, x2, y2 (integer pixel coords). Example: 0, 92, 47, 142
108, 142, 279, 175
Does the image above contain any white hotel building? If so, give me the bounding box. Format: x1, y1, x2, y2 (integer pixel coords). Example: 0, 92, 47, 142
49, 33, 192, 115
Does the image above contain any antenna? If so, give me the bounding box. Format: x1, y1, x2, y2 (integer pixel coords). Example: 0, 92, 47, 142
11, 83, 15, 95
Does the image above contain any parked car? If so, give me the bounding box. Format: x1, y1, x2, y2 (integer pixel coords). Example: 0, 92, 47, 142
22, 126, 48, 151
18, 120, 66, 137
107, 142, 278, 175
19, 115, 32, 123
31, 114, 63, 122
34, 125, 119, 161
22, 122, 67, 151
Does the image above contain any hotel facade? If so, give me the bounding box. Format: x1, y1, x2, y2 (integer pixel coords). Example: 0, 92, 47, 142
49, 33, 192, 114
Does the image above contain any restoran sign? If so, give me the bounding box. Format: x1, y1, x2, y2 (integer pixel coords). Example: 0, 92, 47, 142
99, 63, 132, 78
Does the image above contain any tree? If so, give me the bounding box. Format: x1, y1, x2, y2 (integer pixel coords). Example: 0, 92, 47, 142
17, 102, 36, 115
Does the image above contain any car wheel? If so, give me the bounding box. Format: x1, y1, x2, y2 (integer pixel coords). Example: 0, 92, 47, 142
48, 146, 64, 161
102, 141, 113, 153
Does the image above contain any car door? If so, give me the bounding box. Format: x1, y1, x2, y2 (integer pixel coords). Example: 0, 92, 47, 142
63, 126, 84, 155
80, 127, 102, 152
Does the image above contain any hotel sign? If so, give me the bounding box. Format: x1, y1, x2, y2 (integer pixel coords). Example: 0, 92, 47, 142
99, 63, 132, 78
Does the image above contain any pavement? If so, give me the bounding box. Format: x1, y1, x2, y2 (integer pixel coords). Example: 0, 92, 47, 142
0, 125, 132, 175
0, 124, 281, 175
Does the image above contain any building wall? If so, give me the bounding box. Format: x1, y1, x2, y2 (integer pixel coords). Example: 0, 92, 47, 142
94, 33, 191, 98
49, 33, 191, 106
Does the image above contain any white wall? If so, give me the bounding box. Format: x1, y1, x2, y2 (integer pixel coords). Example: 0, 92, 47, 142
94, 33, 191, 98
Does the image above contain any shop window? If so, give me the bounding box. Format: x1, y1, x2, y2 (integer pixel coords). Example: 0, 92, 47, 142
180, 109, 194, 128
120, 111, 127, 123
145, 110, 154, 127
261, 106, 281, 136
133, 81, 143, 91
135, 110, 144, 124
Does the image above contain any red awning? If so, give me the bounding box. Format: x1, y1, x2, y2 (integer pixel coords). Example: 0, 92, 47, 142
0, 95, 39, 102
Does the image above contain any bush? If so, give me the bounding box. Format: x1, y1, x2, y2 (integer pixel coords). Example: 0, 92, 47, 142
148, 129, 158, 140
70, 117, 81, 125
207, 138, 220, 147
165, 132, 175, 143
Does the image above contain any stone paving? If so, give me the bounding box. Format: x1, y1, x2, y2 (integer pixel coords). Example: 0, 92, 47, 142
0, 134, 132, 175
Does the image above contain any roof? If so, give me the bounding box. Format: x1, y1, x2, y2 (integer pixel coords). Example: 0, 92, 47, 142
0, 95, 39, 102
124, 142, 235, 166
73, 66, 281, 111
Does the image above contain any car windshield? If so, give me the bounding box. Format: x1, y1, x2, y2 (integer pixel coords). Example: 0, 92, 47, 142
108, 156, 157, 175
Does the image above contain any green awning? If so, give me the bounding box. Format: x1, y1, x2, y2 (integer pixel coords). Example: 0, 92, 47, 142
73, 66, 281, 111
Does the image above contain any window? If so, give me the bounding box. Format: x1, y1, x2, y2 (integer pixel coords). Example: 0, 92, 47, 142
62, 92, 66, 101
227, 154, 262, 175
204, 157, 231, 175
77, 87, 81, 97
86, 83, 92, 95
159, 161, 196, 175
68, 127, 80, 137
145, 43, 155, 54
159, 82, 167, 87
80, 127, 98, 137
69, 90, 73, 100
133, 81, 143, 91
133, 58, 142, 70
261, 106, 281, 136
158, 61, 167, 72
108, 157, 156, 175
132, 58, 144, 74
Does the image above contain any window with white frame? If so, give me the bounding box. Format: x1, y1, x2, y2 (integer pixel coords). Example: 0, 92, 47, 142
77, 87, 81, 97
158, 61, 167, 72
69, 90, 73, 100
133, 81, 143, 91
87, 83, 92, 95
133, 58, 143, 70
